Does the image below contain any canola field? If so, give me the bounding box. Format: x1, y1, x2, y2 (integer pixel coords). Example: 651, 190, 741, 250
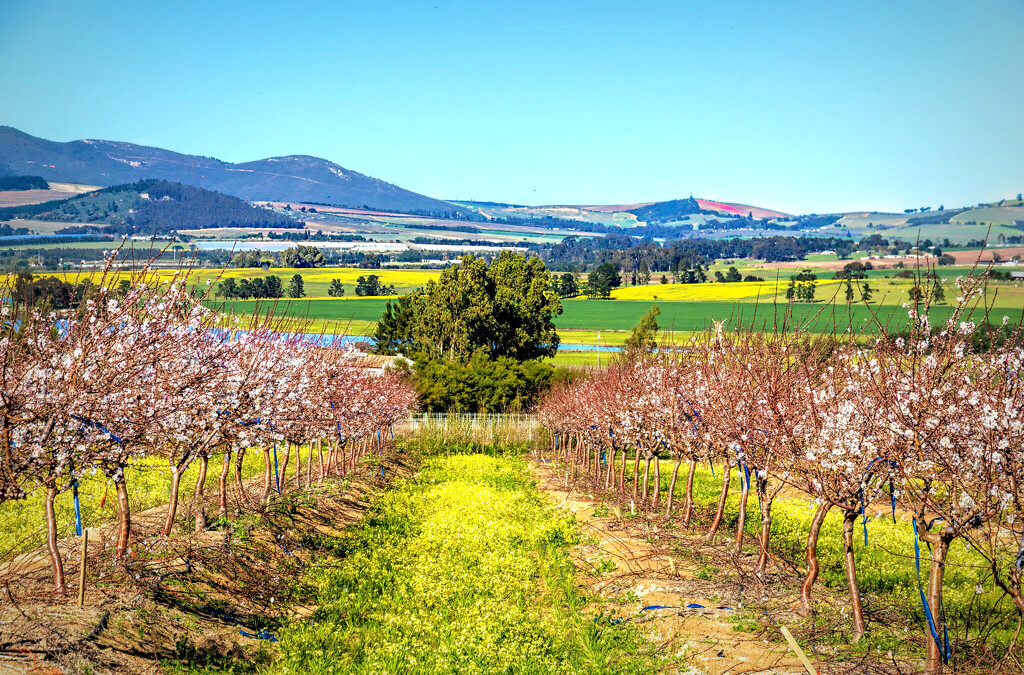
274, 454, 652, 673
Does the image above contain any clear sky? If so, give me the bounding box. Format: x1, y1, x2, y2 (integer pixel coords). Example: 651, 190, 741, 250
1, 0, 1021, 214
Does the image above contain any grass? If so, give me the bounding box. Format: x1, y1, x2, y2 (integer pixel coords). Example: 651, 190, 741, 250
271, 454, 655, 673
0, 451, 266, 554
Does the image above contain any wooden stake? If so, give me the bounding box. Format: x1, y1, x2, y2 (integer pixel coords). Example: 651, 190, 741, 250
779, 624, 817, 675
77, 529, 88, 607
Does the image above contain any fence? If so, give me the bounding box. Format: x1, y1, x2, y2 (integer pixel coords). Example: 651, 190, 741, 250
395, 413, 540, 448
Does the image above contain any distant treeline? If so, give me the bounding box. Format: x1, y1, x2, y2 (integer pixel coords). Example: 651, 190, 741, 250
0, 175, 49, 191
536, 234, 857, 271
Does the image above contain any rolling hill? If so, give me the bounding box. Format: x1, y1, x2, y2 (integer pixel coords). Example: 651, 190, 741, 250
0, 126, 470, 216
0, 179, 298, 234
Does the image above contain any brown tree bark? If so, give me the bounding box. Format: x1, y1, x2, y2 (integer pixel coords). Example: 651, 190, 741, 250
651, 455, 661, 508
278, 442, 290, 492
114, 478, 131, 558
234, 447, 248, 503
733, 467, 750, 557
666, 456, 683, 514
799, 501, 832, 616
218, 448, 231, 518
922, 528, 953, 672
261, 444, 273, 501
843, 509, 866, 642
705, 459, 732, 541
162, 466, 182, 536
194, 454, 208, 531
754, 481, 774, 582
44, 486, 66, 592
641, 455, 652, 502
682, 459, 697, 527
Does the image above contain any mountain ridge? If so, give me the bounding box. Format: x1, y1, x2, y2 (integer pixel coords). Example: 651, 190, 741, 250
0, 126, 469, 216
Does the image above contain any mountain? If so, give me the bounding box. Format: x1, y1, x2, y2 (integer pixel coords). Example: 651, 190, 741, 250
0, 179, 298, 235
0, 126, 469, 216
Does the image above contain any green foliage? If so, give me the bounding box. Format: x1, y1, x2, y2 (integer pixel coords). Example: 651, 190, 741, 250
623, 304, 660, 354
354, 274, 394, 296
272, 455, 652, 673
326, 279, 344, 297
714, 266, 743, 283
218, 275, 283, 300
414, 354, 554, 412
375, 251, 562, 362
286, 274, 305, 298
587, 262, 621, 299
0, 174, 48, 190
557, 272, 579, 298
279, 245, 326, 268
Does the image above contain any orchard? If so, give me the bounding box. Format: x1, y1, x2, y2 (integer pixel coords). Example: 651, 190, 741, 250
538, 271, 1024, 673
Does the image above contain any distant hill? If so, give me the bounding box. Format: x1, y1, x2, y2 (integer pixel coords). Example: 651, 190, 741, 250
0, 126, 471, 217
0, 175, 48, 191
627, 197, 704, 223
0, 179, 298, 234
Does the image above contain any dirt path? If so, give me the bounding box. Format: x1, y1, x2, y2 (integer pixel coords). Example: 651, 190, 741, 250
532, 461, 817, 675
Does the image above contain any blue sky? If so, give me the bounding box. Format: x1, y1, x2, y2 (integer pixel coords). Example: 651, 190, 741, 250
1, 0, 1021, 214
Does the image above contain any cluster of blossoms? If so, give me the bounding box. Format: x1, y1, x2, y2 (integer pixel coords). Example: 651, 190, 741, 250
0, 260, 416, 594
539, 272, 1022, 672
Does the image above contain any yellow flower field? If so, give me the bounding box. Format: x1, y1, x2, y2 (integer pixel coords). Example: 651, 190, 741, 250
603, 279, 843, 302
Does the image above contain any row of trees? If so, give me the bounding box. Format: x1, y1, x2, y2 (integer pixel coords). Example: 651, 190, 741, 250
217, 274, 306, 299
0, 259, 417, 595
538, 272, 1022, 673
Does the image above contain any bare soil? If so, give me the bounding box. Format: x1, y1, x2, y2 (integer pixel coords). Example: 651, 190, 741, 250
0, 453, 416, 674
530, 461, 915, 675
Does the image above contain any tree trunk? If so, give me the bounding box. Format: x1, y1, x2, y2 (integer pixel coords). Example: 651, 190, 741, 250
218, 448, 231, 518
754, 482, 773, 582
194, 454, 208, 531
261, 444, 273, 501
666, 457, 683, 514
295, 442, 302, 488
44, 486, 66, 592
605, 445, 615, 488
923, 531, 952, 672
799, 501, 832, 617
733, 466, 750, 557
278, 442, 290, 492
682, 459, 697, 527
632, 447, 642, 497
114, 478, 131, 559
618, 448, 626, 490
641, 456, 652, 502
651, 456, 661, 507
706, 459, 732, 542
234, 447, 248, 503
318, 438, 325, 481
843, 509, 866, 642
162, 466, 182, 536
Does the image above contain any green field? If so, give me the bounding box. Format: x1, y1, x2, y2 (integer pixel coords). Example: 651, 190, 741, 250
212, 291, 1024, 339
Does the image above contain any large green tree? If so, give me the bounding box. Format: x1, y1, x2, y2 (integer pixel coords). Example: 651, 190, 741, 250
623, 304, 660, 354
374, 251, 562, 362
587, 262, 621, 299
280, 245, 326, 268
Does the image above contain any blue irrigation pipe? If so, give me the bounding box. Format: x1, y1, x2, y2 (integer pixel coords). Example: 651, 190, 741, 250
912, 518, 950, 664
273, 443, 280, 493
72, 479, 83, 536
